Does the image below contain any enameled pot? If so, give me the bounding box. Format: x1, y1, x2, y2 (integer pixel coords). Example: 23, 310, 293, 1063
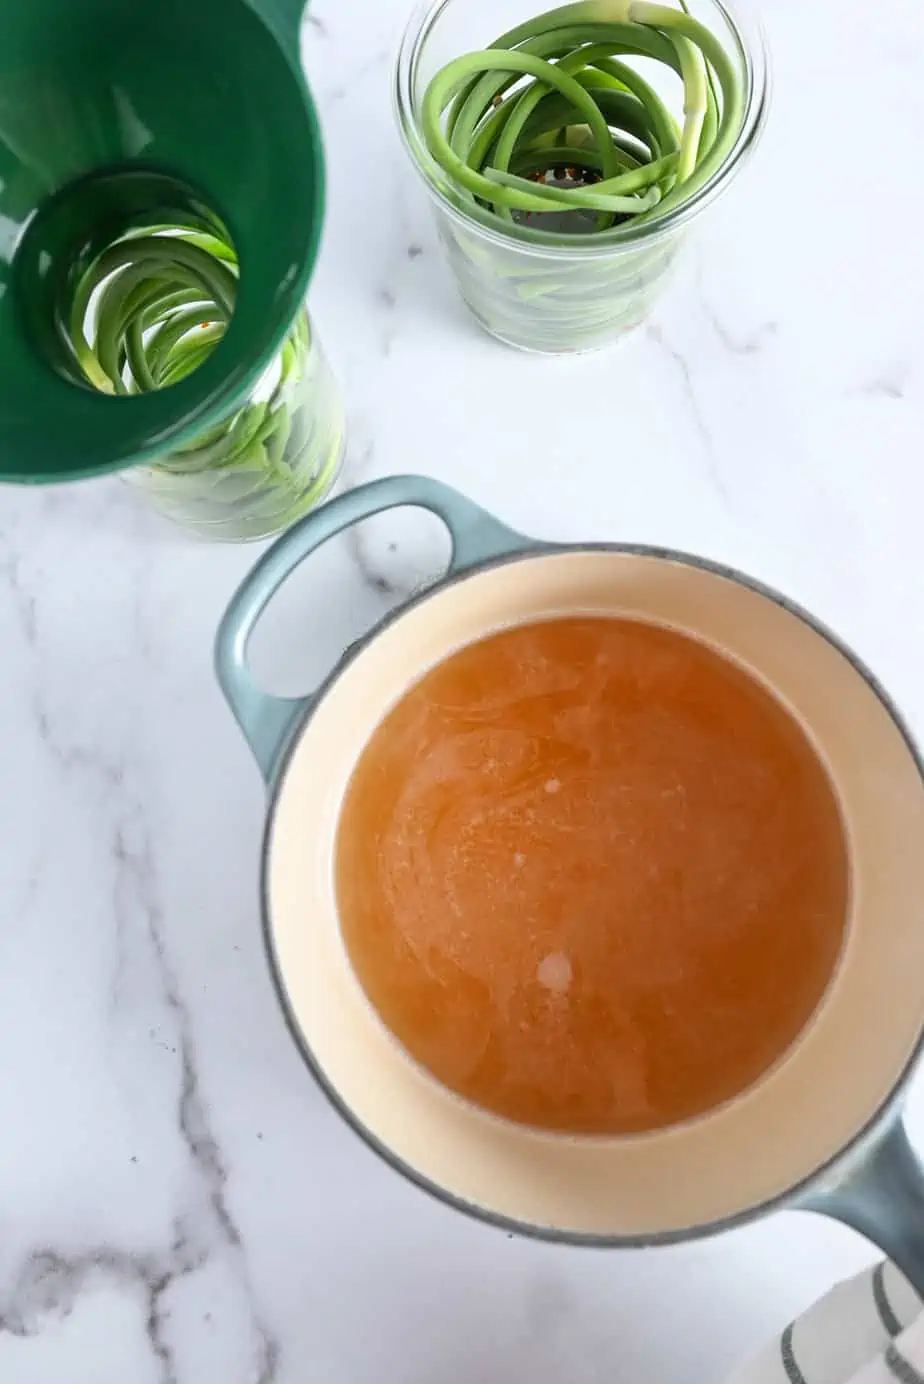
216, 474, 924, 1288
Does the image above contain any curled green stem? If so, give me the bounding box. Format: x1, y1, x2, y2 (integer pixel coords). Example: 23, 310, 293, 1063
61, 228, 342, 538
421, 0, 745, 234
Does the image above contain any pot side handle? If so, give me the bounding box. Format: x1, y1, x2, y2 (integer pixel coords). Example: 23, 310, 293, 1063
804, 1119, 924, 1297
215, 474, 530, 782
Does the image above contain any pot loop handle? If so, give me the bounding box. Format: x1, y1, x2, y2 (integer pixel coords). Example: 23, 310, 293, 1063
215, 475, 529, 783
805, 1118, 924, 1297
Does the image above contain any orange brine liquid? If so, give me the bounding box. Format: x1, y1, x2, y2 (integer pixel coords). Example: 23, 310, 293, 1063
335, 618, 848, 1135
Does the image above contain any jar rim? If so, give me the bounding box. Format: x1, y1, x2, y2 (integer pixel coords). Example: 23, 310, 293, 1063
394, 0, 771, 258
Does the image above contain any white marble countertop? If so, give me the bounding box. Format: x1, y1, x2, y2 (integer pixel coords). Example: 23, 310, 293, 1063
2, 0, 924, 1379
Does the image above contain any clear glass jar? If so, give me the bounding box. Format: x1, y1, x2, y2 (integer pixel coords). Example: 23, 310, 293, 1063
129, 306, 345, 542
395, 0, 769, 355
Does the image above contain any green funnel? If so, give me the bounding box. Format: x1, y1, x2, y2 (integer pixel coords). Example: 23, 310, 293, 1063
0, 0, 324, 483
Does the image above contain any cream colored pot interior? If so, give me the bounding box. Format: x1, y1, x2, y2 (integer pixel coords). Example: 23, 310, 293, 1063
266, 552, 924, 1238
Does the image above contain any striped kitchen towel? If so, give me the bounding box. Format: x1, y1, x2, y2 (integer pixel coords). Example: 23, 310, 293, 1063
727, 1263, 923, 1384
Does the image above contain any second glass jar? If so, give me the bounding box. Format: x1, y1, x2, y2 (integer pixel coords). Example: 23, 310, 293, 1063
395, 0, 769, 355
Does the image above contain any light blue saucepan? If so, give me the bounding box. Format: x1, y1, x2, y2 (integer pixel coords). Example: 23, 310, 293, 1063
216, 474, 924, 1287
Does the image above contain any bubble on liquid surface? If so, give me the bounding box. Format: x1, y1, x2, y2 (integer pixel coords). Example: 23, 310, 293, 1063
537, 952, 572, 993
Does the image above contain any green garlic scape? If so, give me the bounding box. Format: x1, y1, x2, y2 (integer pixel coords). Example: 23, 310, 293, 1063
421, 0, 745, 234
68, 228, 341, 540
